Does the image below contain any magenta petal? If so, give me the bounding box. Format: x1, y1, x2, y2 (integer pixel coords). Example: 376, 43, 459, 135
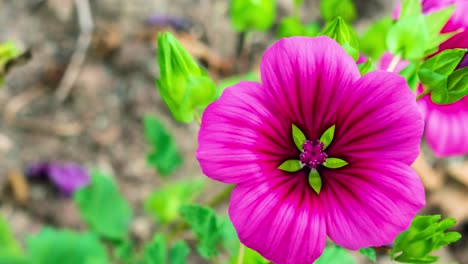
260, 36, 360, 139
321, 160, 425, 249
197, 81, 294, 184
229, 171, 326, 264
419, 93, 468, 156
48, 163, 90, 195
331, 71, 423, 165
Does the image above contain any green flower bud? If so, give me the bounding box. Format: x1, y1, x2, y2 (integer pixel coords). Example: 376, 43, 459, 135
156, 32, 216, 123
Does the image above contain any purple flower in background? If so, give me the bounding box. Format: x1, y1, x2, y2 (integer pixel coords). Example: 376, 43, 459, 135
197, 36, 425, 264
26, 162, 90, 195
145, 14, 192, 31
393, 0, 468, 157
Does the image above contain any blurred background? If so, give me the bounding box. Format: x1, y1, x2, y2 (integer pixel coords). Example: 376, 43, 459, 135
0, 0, 467, 263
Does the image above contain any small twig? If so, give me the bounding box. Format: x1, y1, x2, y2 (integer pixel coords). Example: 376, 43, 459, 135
237, 243, 246, 264
55, 0, 94, 102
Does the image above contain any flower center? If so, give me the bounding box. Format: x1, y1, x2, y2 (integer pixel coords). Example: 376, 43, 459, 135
299, 140, 328, 169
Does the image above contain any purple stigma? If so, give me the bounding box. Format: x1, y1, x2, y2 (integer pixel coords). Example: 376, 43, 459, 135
299, 140, 328, 169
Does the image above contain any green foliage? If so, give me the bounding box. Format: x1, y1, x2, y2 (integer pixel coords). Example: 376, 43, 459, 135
387, 0, 456, 60
319, 0, 356, 23
144, 235, 166, 264
277, 17, 319, 38
359, 17, 393, 59
424, 5, 456, 54
0, 216, 22, 257
400, 62, 419, 92
230, 0, 276, 32
179, 204, 223, 259
0, 41, 20, 86
391, 215, 461, 263
156, 32, 216, 123
26, 228, 108, 264
168, 241, 190, 264
359, 248, 376, 262
143, 115, 183, 176
114, 240, 135, 264
386, 11, 428, 60
141, 235, 190, 264
418, 49, 468, 104
357, 59, 376, 75
218, 217, 268, 264
314, 245, 355, 264
145, 180, 204, 224
74, 170, 132, 241
321, 17, 360, 61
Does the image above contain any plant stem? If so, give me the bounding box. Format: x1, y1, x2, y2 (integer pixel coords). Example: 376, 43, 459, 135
237, 243, 246, 264
194, 110, 202, 126
387, 54, 401, 72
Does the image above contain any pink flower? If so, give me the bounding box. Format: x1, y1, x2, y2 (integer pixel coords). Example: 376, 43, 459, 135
197, 36, 425, 264
393, 0, 468, 156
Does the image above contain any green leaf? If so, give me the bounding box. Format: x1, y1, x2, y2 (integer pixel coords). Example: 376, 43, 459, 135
357, 59, 376, 76
319, 125, 335, 149
292, 124, 306, 151
277, 17, 319, 38
425, 50, 468, 105
359, 17, 393, 59
400, 0, 422, 19
114, 240, 134, 264
144, 235, 166, 264
156, 32, 216, 122
323, 157, 348, 169
391, 215, 461, 264
145, 180, 204, 224
218, 217, 240, 256
169, 241, 190, 264
424, 5, 456, 54
438, 66, 468, 104
277, 17, 303, 38
230, 0, 276, 32
319, 0, 356, 23
359, 248, 376, 262
293, 0, 303, 8
387, 14, 429, 60
321, 18, 360, 61
419, 49, 466, 79
0, 216, 22, 257
0, 255, 29, 264
219, 218, 268, 264
400, 62, 419, 92
144, 115, 183, 177
315, 245, 355, 264
308, 170, 322, 194
278, 159, 303, 172
74, 170, 132, 241
26, 228, 108, 264
179, 204, 222, 259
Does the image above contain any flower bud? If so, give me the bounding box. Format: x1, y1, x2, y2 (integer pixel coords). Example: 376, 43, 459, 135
156, 32, 216, 123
